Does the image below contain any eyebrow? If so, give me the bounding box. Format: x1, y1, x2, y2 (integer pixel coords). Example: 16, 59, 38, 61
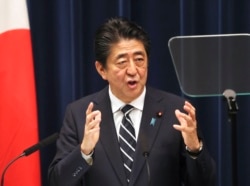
115, 51, 145, 60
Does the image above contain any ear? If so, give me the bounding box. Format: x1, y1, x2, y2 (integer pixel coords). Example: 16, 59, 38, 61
95, 61, 107, 80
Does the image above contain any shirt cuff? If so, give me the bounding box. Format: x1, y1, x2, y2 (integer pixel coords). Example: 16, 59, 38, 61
81, 150, 94, 165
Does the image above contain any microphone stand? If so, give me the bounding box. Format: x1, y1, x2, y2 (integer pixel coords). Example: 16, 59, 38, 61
0, 153, 25, 186
0, 133, 58, 186
223, 89, 239, 186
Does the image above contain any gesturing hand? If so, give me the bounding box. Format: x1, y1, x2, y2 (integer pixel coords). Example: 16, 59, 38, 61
173, 101, 200, 151
81, 102, 101, 155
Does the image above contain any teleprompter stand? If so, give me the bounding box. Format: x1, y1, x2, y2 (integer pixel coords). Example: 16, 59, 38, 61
168, 33, 250, 186
223, 89, 239, 186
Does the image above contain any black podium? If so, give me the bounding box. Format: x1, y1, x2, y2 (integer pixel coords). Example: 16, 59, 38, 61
168, 33, 250, 186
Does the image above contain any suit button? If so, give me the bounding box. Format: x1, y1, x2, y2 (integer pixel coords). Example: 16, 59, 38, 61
72, 166, 83, 177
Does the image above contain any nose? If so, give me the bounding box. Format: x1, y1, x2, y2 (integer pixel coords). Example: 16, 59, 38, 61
127, 60, 137, 75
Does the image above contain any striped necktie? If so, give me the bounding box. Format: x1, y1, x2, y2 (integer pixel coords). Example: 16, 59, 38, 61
119, 104, 136, 184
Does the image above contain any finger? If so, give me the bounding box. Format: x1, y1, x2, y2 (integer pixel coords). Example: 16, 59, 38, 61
175, 109, 190, 123
173, 124, 185, 132
87, 122, 101, 133
184, 101, 195, 110
86, 111, 102, 129
93, 110, 101, 121
86, 102, 94, 115
183, 102, 196, 120
183, 102, 192, 113
183, 106, 195, 120
89, 119, 101, 131
89, 110, 101, 122
85, 102, 95, 124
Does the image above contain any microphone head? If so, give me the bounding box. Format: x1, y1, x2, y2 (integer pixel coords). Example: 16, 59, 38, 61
23, 133, 59, 156
143, 151, 150, 157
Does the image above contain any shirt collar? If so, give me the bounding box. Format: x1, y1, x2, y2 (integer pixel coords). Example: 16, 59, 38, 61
109, 86, 146, 113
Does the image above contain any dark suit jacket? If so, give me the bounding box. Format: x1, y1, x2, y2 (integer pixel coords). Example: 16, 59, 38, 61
48, 86, 216, 186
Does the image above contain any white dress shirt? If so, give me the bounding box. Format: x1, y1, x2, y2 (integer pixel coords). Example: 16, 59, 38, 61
109, 86, 146, 141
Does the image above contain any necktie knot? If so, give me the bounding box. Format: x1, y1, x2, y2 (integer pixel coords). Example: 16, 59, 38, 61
121, 104, 134, 115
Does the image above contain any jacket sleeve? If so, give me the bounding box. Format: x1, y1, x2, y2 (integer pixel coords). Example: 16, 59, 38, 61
48, 104, 89, 186
184, 142, 217, 186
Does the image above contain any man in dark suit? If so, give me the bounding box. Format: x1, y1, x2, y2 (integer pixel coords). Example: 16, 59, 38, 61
48, 17, 216, 186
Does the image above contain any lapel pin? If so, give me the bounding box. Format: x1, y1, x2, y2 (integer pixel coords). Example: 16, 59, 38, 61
157, 111, 163, 118
150, 117, 156, 126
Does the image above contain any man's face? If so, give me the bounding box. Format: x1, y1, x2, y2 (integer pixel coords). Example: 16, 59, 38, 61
96, 39, 148, 103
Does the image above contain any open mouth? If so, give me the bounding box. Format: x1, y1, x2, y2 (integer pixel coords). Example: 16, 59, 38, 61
127, 80, 137, 89
128, 80, 137, 86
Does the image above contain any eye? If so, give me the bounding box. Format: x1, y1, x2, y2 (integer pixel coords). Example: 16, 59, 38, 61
116, 60, 127, 68
117, 60, 126, 65
135, 57, 143, 62
134, 57, 145, 66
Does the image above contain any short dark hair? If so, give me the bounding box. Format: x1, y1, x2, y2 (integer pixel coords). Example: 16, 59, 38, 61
94, 17, 150, 67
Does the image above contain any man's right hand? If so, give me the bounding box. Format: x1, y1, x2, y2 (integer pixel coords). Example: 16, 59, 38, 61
81, 102, 101, 155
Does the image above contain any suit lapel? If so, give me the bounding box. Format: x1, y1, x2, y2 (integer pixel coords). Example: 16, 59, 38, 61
93, 88, 127, 186
129, 87, 165, 185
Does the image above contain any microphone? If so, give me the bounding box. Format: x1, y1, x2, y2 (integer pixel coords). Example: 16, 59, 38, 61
143, 151, 151, 186
0, 133, 59, 186
141, 132, 151, 186
23, 132, 59, 156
